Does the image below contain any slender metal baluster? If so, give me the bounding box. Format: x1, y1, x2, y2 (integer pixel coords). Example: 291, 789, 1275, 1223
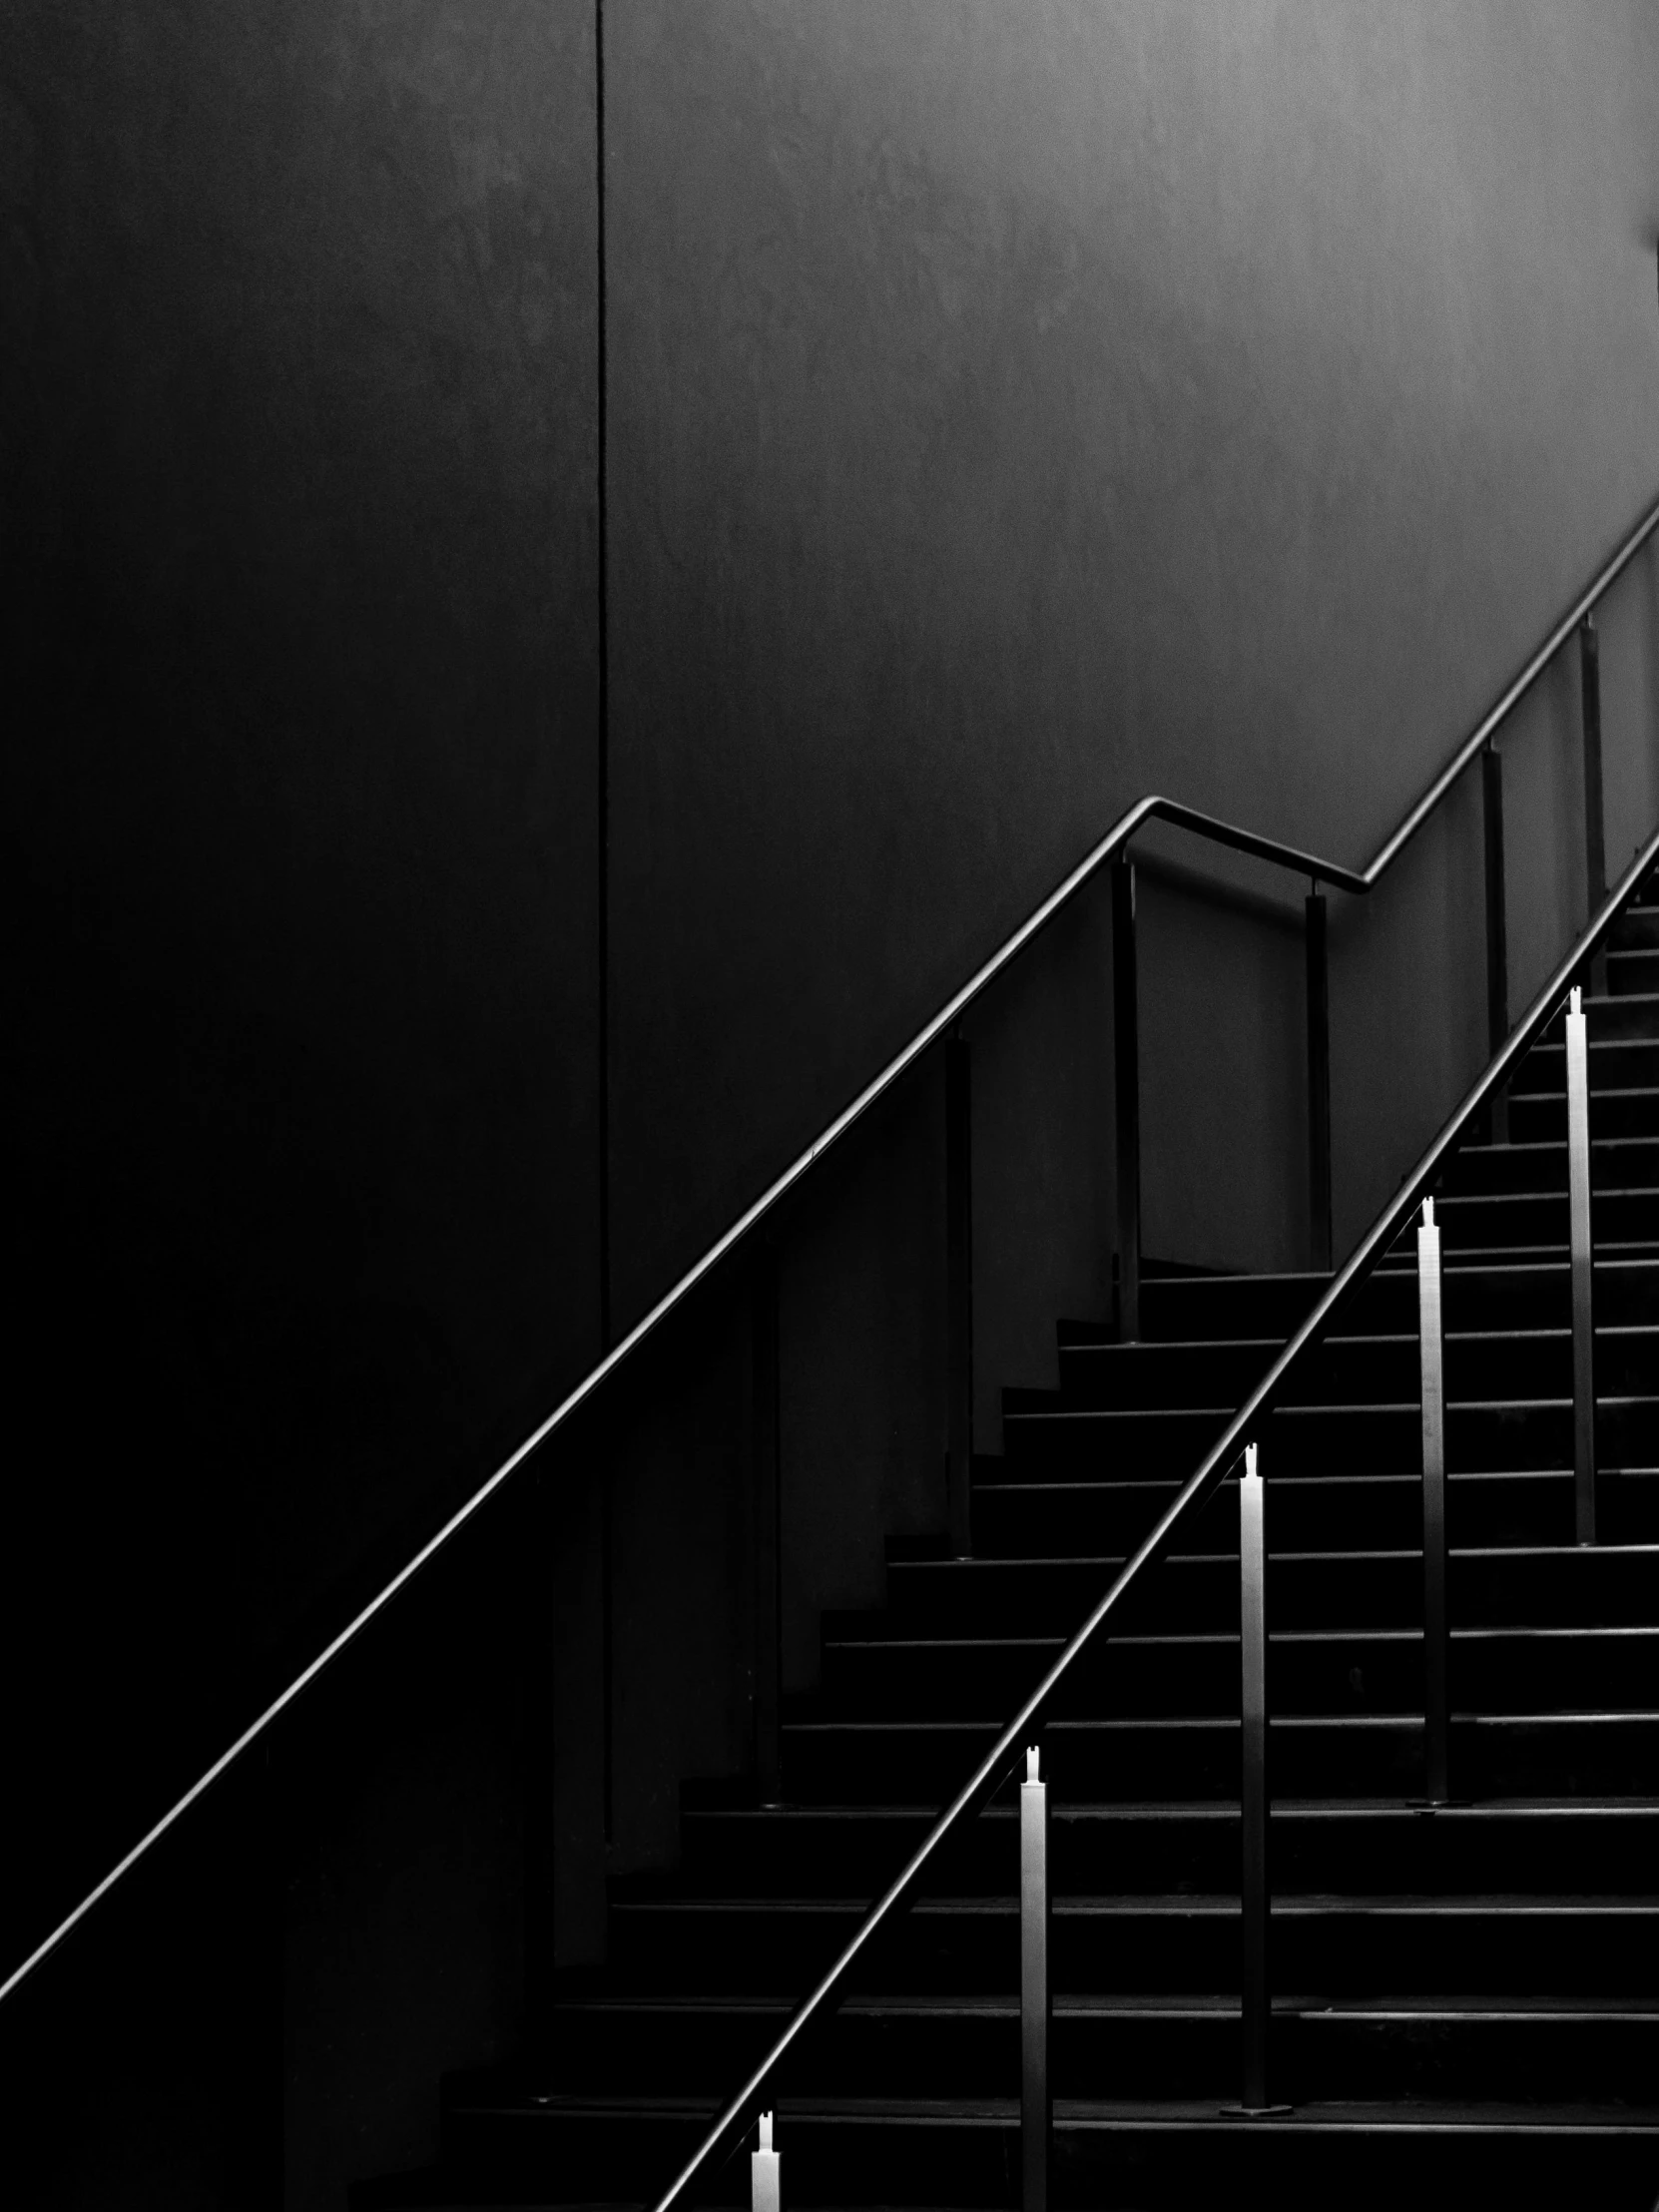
1020, 1745, 1050, 2212
1113, 855, 1142, 1343
1581, 616, 1608, 997
1566, 987, 1597, 1545
1239, 1441, 1270, 2111
751, 2112, 780, 2212
753, 1246, 784, 1804
1417, 1200, 1449, 1806
945, 1030, 974, 1559
1482, 743, 1509, 1145
1306, 884, 1333, 1273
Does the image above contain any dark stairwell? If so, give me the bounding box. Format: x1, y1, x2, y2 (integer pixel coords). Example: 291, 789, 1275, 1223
356, 884, 1659, 2206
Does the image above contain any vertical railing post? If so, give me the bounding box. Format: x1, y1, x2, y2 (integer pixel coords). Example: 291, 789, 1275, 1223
1306, 883, 1333, 1272
1581, 615, 1608, 996
1566, 987, 1597, 1546
1238, 1441, 1271, 2112
1113, 855, 1142, 1343
1482, 743, 1510, 1145
945, 1029, 974, 1559
752, 2112, 780, 2212
1020, 1745, 1050, 2212
753, 1243, 784, 1804
1417, 1199, 1449, 1806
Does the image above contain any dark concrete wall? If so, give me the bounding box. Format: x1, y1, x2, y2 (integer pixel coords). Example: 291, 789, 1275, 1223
606, 0, 1659, 1323
3, 0, 599, 2201
7, 3, 1659, 2205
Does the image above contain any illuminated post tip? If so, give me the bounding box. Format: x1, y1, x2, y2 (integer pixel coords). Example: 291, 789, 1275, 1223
1421, 1196, 1434, 1227
1026, 1745, 1039, 1783
752, 2112, 780, 2212
1569, 985, 1582, 1015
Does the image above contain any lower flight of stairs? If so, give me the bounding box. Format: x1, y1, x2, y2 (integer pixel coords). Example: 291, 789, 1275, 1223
362, 878, 1659, 2209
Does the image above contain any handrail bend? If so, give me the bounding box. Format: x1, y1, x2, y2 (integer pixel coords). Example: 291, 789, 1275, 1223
2, 492, 1654, 2015
651, 811, 1659, 2212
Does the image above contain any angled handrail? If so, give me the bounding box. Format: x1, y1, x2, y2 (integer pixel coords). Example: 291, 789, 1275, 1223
652, 811, 1659, 2212
1365, 490, 1659, 882
3, 491, 1655, 2015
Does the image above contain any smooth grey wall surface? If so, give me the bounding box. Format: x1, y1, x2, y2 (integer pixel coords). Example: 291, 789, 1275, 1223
605, 0, 1659, 1334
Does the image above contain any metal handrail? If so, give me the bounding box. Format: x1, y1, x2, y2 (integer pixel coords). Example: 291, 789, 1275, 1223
1364, 491, 1659, 883
2, 492, 1655, 2015
652, 810, 1659, 2212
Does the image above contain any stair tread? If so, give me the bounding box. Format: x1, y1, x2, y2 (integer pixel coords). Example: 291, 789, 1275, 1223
975, 1465, 1659, 1490
606, 1894, 1659, 1922
446, 2086, 1659, 2129
786, 1709, 1659, 1728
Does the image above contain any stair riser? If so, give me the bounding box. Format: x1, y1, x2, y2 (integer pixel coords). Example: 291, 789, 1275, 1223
1431, 1190, 1659, 1248
878, 1545, 1659, 1635
1609, 949, 1659, 991
598, 1908, 1659, 2001
970, 1471, 1659, 1555
1510, 1089, 1659, 1141
1112, 1257, 1659, 1340
1612, 904, 1659, 950
782, 1716, 1659, 1802
1513, 1038, 1659, 1091
1538, 996, 1659, 1043
1439, 1138, 1659, 1195
1050, 1329, 1658, 1408
811, 1630, 1659, 1720
537, 2004, 1659, 2104
674, 1806, 1659, 1899
1001, 1399, 1659, 1477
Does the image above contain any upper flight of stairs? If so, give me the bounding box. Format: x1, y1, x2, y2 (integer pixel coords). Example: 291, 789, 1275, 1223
362, 874, 1659, 2208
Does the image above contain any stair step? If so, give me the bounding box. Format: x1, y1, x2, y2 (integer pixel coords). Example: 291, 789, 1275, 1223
410, 2086, 1659, 2208
873, 1542, 1659, 1633
1045, 1323, 1659, 1407
999, 1396, 1659, 1475
672, 1799, 1659, 1899
806, 1624, 1659, 1720
782, 1711, 1659, 1801
1510, 1084, 1659, 1140
596, 1895, 1659, 2003
970, 1468, 1659, 1553
540, 1987, 1659, 2103
1511, 1037, 1659, 1092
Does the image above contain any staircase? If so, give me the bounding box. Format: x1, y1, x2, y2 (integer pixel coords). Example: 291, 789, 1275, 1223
362, 892, 1659, 2204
